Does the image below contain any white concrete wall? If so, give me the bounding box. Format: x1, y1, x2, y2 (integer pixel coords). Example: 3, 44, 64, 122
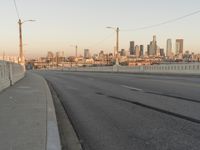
64, 63, 200, 75
0, 61, 25, 92
0, 61, 10, 91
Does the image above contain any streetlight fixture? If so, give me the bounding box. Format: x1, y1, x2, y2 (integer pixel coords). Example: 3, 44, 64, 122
18, 19, 35, 65
106, 26, 120, 65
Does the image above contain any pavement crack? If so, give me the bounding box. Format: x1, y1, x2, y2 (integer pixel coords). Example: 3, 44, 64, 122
145, 91, 200, 104
107, 95, 200, 124
95, 92, 105, 96
121, 84, 200, 104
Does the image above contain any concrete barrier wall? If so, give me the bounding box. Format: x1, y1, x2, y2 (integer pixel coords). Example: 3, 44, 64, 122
0, 61, 10, 91
64, 63, 200, 75
11, 63, 25, 84
0, 61, 25, 92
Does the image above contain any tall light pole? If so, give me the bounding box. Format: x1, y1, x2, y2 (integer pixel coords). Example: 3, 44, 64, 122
70, 44, 78, 66
70, 45, 78, 58
75, 45, 78, 66
75, 45, 78, 58
18, 19, 35, 65
106, 26, 120, 65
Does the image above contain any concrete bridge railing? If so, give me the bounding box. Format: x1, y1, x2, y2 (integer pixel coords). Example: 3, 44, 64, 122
63, 63, 200, 75
0, 61, 25, 92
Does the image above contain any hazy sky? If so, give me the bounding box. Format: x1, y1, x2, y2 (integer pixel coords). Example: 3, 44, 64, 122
0, 0, 200, 58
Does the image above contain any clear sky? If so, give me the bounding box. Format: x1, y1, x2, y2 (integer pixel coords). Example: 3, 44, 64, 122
0, 0, 200, 58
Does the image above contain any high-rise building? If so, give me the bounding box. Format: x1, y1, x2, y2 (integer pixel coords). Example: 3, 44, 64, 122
129, 41, 135, 55
99, 50, 104, 60
84, 49, 90, 59
160, 48, 165, 57
147, 45, 150, 56
120, 49, 126, 56
156, 47, 160, 56
140, 45, 144, 57
176, 39, 184, 54
153, 35, 156, 42
135, 45, 140, 58
166, 39, 172, 57
47, 51, 54, 59
149, 35, 157, 56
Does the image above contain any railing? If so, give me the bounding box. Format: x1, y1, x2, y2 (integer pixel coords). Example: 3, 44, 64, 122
63, 63, 200, 75
0, 60, 25, 92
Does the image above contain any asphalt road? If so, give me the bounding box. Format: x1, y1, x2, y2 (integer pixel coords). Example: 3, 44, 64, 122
37, 71, 200, 150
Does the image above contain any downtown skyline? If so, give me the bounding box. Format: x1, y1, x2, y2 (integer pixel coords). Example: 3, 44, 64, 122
0, 0, 200, 58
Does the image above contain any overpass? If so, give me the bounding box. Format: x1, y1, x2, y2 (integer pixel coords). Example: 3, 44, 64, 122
38, 68, 200, 150
1, 62, 200, 150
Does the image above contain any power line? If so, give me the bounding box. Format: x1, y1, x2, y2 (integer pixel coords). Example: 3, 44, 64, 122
122, 9, 200, 32
88, 32, 115, 49
13, 0, 20, 19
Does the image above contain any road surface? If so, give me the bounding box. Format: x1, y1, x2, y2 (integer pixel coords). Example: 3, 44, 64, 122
37, 71, 200, 150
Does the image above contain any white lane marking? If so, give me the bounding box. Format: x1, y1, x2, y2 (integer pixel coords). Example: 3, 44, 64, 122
121, 85, 143, 92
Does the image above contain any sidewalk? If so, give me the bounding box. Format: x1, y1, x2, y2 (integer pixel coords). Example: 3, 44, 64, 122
0, 72, 61, 150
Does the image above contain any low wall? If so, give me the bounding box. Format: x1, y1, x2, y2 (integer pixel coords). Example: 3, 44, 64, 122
0, 61, 25, 92
64, 63, 200, 75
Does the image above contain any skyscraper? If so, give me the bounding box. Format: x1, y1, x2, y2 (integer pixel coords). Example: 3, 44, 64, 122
153, 35, 156, 42
129, 41, 135, 55
176, 39, 184, 54
135, 45, 140, 58
140, 45, 144, 57
149, 35, 157, 56
147, 45, 150, 56
84, 49, 90, 59
120, 49, 126, 56
99, 50, 104, 60
47, 51, 54, 59
156, 47, 160, 56
160, 48, 165, 57
166, 39, 172, 57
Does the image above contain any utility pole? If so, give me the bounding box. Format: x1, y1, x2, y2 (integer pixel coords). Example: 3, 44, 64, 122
14, 0, 35, 66
116, 27, 119, 65
18, 19, 24, 65
106, 26, 120, 65
70, 44, 78, 66
75, 45, 78, 58
17, 19, 35, 66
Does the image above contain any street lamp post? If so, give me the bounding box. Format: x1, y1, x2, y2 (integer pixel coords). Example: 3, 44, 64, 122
18, 19, 23, 65
18, 19, 35, 65
70, 45, 78, 58
75, 45, 78, 66
106, 26, 120, 65
75, 45, 78, 58
70, 44, 78, 66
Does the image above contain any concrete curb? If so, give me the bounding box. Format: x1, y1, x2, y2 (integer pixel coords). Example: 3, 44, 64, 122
37, 74, 61, 150
47, 81, 83, 150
